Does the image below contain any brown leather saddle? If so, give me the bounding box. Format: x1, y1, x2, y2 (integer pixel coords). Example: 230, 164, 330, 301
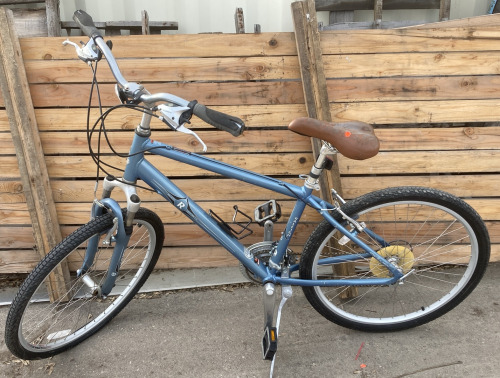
288, 117, 380, 160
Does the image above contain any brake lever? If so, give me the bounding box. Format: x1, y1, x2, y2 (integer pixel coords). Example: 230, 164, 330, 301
175, 125, 208, 152
158, 104, 208, 152
63, 39, 101, 64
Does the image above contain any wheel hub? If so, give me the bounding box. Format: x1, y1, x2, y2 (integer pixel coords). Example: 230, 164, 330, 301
370, 245, 415, 278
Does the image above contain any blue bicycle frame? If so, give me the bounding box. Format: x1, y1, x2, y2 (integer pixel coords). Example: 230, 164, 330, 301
86, 129, 404, 296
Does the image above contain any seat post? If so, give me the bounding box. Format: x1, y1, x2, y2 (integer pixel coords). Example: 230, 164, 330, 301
304, 143, 337, 190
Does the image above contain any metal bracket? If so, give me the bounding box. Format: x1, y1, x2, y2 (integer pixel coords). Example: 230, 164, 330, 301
102, 217, 118, 245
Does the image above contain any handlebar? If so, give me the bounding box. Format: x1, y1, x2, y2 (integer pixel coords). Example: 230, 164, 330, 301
70, 10, 245, 137
73, 10, 102, 39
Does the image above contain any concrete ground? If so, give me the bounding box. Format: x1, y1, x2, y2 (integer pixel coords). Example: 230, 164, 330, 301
0, 264, 498, 378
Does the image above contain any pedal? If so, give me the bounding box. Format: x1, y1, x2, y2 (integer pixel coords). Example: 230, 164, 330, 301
255, 200, 281, 226
262, 326, 278, 360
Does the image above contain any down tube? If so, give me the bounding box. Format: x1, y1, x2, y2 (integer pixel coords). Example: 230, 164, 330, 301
137, 159, 270, 280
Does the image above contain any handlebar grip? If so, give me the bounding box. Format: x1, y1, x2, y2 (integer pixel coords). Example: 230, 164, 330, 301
73, 10, 102, 38
192, 103, 245, 137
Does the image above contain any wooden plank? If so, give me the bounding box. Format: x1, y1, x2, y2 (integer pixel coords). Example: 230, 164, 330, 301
19, 33, 298, 60
375, 126, 500, 151
338, 150, 500, 175
403, 13, 500, 29
0, 8, 68, 299
50, 177, 306, 203
0, 107, 302, 132
0, 153, 315, 178
61, 20, 178, 34
322, 20, 443, 30
1, 129, 312, 155
25, 81, 305, 108
7, 126, 485, 156
0, 222, 315, 252
0, 200, 321, 225
4, 173, 500, 205
0, 0, 42, 3
9, 196, 500, 227
49, 174, 500, 203
319, 28, 500, 54
3, 242, 500, 273
10, 8, 47, 38
323, 52, 500, 78
0, 180, 25, 203
315, 0, 440, 11
330, 99, 500, 124
17, 73, 500, 107
327, 76, 500, 102
23, 56, 301, 84
4, 149, 500, 178
5, 222, 500, 253
342, 174, 500, 199
0, 247, 240, 273
325, 14, 500, 31
0, 105, 308, 132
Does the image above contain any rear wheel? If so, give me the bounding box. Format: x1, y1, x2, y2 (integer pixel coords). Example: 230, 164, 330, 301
300, 187, 490, 332
5, 208, 164, 359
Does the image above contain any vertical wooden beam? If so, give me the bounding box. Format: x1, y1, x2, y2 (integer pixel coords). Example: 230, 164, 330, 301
291, 0, 342, 198
439, 0, 451, 21
374, 0, 383, 28
45, 0, 61, 37
142, 10, 150, 35
0, 8, 69, 300
292, 0, 356, 298
235, 7, 245, 33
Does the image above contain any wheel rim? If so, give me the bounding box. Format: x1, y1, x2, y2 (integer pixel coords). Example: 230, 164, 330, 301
18, 219, 156, 352
312, 200, 479, 326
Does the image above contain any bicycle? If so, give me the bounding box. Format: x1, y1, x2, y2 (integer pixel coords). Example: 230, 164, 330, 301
4, 10, 490, 375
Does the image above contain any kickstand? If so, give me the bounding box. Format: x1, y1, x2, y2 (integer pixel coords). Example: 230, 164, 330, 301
261, 263, 293, 377
269, 284, 292, 378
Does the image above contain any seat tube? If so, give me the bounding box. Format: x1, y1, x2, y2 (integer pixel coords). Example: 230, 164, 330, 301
270, 193, 309, 268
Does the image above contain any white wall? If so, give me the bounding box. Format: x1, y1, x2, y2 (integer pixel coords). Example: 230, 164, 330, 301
60, 0, 493, 34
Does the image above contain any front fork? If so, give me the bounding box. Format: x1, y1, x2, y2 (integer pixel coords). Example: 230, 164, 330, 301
78, 176, 142, 297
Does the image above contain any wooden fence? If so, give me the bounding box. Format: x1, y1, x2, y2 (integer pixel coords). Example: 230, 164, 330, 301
1, 11, 500, 274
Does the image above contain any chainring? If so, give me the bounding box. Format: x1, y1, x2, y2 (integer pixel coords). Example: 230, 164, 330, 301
239, 241, 296, 283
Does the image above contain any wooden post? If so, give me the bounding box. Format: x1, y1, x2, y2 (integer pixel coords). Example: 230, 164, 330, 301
374, 0, 383, 28
0, 8, 69, 301
292, 0, 357, 298
235, 7, 245, 33
45, 0, 61, 37
142, 10, 150, 35
291, 0, 342, 198
439, 0, 451, 21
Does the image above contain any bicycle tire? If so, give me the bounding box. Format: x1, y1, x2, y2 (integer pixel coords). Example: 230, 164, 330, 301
5, 207, 164, 360
300, 186, 490, 332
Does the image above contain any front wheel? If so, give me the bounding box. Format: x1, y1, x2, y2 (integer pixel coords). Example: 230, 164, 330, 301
300, 187, 490, 332
5, 208, 164, 360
